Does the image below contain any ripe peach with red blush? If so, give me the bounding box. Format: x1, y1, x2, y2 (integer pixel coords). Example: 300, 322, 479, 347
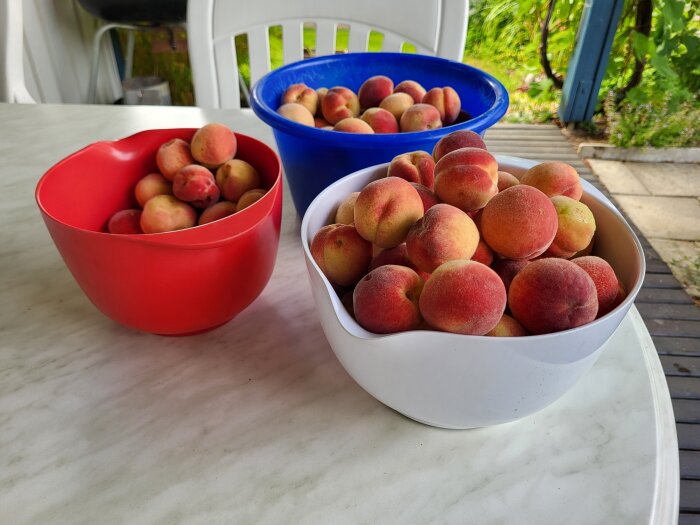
190, 123, 237, 169
393, 80, 427, 104
399, 103, 443, 132
410, 182, 440, 213
433, 147, 499, 212
387, 151, 436, 189
156, 138, 194, 181
277, 103, 315, 127
215, 159, 262, 202
335, 191, 360, 225
353, 264, 424, 334
358, 75, 394, 109
508, 258, 598, 334
108, 209, 143, 234
134, 173, 172, 207
491, 259, 530, 295
432, 130, 487, 162
311, 223, 373, 287
173, 164, 220, 208
419, 260, 506, 335
544, 196, 596, 258
360, 108, 399, 133
471, 239, 494, 266
497, 171, 520, 192
333, 117, 375, 134
573, 255, 624, 317
486, 314, 528, 337
379, 92, 414, 121
140, 195, 197, 233
236, 189, 267, 212
520, 161, 583, 200
281, 83, 319, 115
422, 86, 461, 125
198, 201, 238, 225
321, 86, 361, 125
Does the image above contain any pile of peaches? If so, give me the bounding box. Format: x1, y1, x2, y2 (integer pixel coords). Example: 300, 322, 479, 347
107, 123, 268, 234
277, 76, 461, 133
310, 129, 627, 336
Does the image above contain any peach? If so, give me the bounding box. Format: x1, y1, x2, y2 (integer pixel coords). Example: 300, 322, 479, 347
190, 123, 237, 169
387, 151, 435, 189
419, 260, 506, 335
520, 161, 583, 200
406, 203, 479, 273
572, 256, 623, 317
360, 107, 399, 133
432, 130, 487, 162
367, 244, 426, 279
497, 171, 520, 192
353, 264, 424, 334
433, 147, 499, 212
314, 117, 332, 129
173, 164, 220, 208
277, 102, 315, 127
378, 92, 414, 121
311, 223, 373, 287
486, 314, 528, 337
508, 258, 598, 334
333, 117, 375, 134
140, 195, 197, 233
358, 75, 394, 109
321, 86, 360, 125
236, 189, 267, 212
491, 259, 530, 295
410, 182, 440, 213
215, 159, 262, 203
281, 83, 319, 115
354, 176, 424, 248
156, 138, 194, 181
480, 185, 558, 260
315, 87, 328, 116
544, 196, 596, 258
198, 201, 238, 225
422, 86, 461, 125
134, 173, 172, 207
399, 103, 442, 132
471, 239, 494, 266
393, 80, 427, 104
335, 191, 360, 225
107, 209, 143, 234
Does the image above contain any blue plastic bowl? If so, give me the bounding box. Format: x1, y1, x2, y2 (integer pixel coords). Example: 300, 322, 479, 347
251, 52, 509, 215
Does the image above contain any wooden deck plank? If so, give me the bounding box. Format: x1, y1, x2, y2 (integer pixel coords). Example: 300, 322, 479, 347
661, 356, 700, 378
678, 423, 700, 450
680, 479, 700, 513
668, 377, 700, 400
636, 303, 700, 321
637, 288, 696, 304
654, 337, 700, 357
644, 273, 688, 289
681, 450, 700, 479
643, 319, 700, 338
674, 399, 700, 424
679, 514, 700, 525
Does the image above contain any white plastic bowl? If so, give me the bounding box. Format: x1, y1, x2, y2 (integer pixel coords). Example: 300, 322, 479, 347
301, 156, 645, 429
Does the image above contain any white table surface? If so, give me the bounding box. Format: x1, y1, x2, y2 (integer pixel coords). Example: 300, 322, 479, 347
0, 103, 679, 525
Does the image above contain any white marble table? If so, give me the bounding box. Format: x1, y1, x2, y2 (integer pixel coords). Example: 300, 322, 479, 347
0, 103, 679, 524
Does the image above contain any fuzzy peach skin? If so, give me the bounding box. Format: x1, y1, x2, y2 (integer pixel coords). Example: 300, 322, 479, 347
236, 189, 267, 212
393, 80, 427, 104
419, 259, 506, 335
173, 164, 220, 209
215, 159, 262, 203
520, 161, 583, 200
572, 255, 624, 317
358, 75, 394, 109
387, 151, 436, 189
480, 185, 558, 260
471, 239, 494, 266
410, 182, 440, 213
277, 102, 315, 127
198, 201, 238, 225
378, 92, 414, 121
190, 123, 237, 169
399, 103, 443, 132
367, 244, 430, 281
108, 209, 143, 234
354, 176, 424, 249
311, 223, 373, 287
486, 314, 528, 337
508, 258, 598, 335
432, 129, 487, 162
491, 259, 530, 295
140, 194, 197, 233
360, 107, 399, 133
321, 86, 361, 125
497, 171, 520, 192
544, 196, 596, 258
156, 138, 195, 181
333, 117, 375, 134
335, 191, 360, 225
433, 147, 499, 212
406, 203, 479, 273
422, 86, 461, 125
353, 264, 424, 334
281, 83, 319, 115
315, 87, 328, 116
314, 117, 332, 129
134, 173, 172, 207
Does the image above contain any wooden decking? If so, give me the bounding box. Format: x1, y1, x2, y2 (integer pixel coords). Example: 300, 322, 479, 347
484, 123, 700, 524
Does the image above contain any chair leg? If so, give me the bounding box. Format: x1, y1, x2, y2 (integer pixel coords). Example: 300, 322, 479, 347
87, 22, 141, 104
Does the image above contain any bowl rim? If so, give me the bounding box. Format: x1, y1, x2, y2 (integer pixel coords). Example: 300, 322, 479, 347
250, 52, 510, 145
301, 155, 647, 343
35, 128, 283, 249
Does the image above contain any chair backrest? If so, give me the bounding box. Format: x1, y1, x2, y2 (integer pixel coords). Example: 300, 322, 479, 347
0, 0, 36, 103
188, 0, 469, 109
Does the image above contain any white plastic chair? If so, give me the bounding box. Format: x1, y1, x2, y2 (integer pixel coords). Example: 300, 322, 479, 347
0, 0, 36, 103
187, 0, 469, 109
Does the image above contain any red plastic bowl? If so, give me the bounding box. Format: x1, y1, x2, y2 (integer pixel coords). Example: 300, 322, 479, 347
35, 128, 283, 335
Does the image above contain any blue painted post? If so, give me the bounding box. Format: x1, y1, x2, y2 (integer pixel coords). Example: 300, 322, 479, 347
559, 0, 625, 123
